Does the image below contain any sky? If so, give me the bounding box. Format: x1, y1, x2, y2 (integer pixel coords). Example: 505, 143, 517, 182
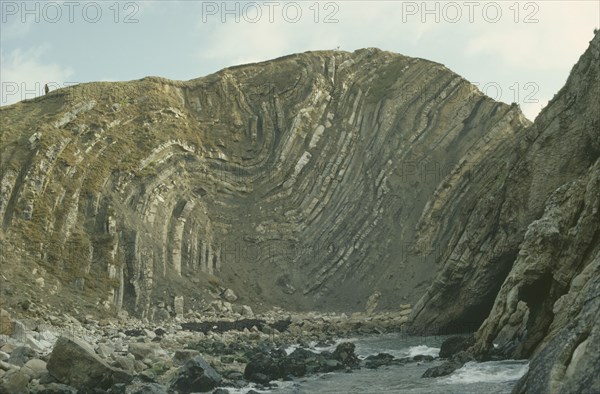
1, 0, 598, 120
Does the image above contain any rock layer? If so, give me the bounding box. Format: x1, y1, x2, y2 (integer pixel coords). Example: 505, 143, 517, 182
411, 29, 599, 394
410, 31, 599, 334
0, 48, 527, 317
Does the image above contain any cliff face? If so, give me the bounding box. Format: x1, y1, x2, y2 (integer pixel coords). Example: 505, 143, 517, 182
0, 48, 528, 318
411, 31, 599, 393
410, 32, 599, 335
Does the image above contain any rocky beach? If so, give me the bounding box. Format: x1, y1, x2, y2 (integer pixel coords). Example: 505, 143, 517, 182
0, 302, 423, 393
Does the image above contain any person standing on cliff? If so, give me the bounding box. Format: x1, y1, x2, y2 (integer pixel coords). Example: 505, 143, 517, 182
44, 84, 49, 95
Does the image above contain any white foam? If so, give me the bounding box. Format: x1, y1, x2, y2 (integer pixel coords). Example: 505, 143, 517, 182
225, 380, 298, 393
442, 360, 529, 384
406, 345, 440, 358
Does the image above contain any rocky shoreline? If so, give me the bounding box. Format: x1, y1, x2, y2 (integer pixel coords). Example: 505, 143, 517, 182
0, 304, 422, 393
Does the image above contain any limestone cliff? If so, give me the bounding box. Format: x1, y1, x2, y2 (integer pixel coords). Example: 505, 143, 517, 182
411, 30, 599, 394
0, 48, 528, 318
410, 31, 599, 334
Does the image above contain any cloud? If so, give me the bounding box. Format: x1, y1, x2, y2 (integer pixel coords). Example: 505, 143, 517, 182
1, 46, 74, 106
465, 2, 599, 71
193, 1, 440, 70
0, 18, 34, 42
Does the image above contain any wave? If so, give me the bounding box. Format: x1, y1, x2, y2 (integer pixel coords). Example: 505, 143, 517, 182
441, 360, 529, 385
405, 345, 440, 358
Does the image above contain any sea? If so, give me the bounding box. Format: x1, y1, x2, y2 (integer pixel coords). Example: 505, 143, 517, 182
228, 333, 529, 394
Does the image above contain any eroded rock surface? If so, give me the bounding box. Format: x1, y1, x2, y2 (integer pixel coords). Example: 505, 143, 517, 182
412, 29, 600, 394
0, 48, 528, 318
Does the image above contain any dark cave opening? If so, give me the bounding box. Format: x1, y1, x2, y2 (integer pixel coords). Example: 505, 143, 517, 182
439, 250, 518, 335
519, 271, 555, 356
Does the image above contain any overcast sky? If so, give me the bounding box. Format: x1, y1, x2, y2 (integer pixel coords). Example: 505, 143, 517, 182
1, 1, 598, 120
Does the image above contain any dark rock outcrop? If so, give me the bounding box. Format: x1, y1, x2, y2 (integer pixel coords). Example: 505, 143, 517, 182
422, 351, 474, 378
332, 342, 359, 367
244, 342, 358, 383
439, 335, 475, 359
364, 353, 395, 369
169, 356, 222, 393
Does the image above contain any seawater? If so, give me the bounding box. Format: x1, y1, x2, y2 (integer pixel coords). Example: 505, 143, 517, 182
229, 333, 528, 394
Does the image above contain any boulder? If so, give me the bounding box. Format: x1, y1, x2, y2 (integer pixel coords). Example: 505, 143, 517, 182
241, 305, 254, 317
364, 353, 395, 369
46, 336, 132, 390
29, 382, 77, 393
20, 358, 47, 379
244, 352, 283, 383
422, 351, 474, 378
439, 334, 475, 358
173, 349, 200, 366
7, 346, 36, 367
96, 343, 115, 358
0, 370, 30, 393
129, 342, 165, 361
130, 382, 170, 394
169, 356, 222, 393
332, 342, 359, 367
113, 355, 135, 372
222, 289, 238, 302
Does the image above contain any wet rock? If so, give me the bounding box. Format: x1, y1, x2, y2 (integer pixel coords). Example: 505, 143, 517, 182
47, 336, 133, 390
244, 352, 284, 383
332, 342, 359, 367
169, 355, 222, 393
364, 353, 395, 369
439, 335, 475, 358
224, 371, 243, 380
412, 355, 434, 362
249, 372, 270, 384
422, 351, 474, 378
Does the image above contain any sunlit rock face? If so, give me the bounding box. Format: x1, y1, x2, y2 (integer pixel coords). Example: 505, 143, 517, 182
0, 48, 529, 318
